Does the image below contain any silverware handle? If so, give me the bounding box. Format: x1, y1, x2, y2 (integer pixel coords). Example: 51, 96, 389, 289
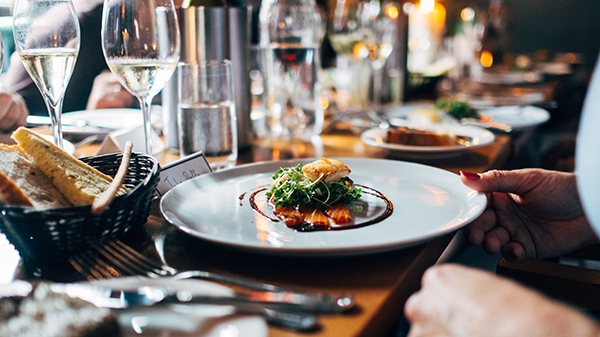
163, 291, 354, 313
172, 270, 354, 312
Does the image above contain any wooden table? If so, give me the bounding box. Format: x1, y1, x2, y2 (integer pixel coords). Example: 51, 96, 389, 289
2, 130, 512, 337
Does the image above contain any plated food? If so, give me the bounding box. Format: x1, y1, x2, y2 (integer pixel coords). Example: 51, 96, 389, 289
392, 101, 550, 132
386, 127, 460, 147
361, 124, 495, 160
264, 158, 368, 231
160, 158, 487, 256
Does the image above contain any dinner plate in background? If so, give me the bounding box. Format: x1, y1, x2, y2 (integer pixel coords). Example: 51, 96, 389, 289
386, 103, 550, 132
361, 124, 495, 160
26, 108, 163, 140
0, 134, 75, 155
161, 158, 487, 257
478, 105, 550, 130
62, 108, 162, 131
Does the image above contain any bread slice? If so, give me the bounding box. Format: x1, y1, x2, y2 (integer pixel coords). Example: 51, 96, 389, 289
0, 144, 71, 209
11, 127, 129, 206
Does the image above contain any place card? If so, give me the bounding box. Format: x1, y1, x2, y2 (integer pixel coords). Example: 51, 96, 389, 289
97, 126, 164, 155
155, 151, 212, 196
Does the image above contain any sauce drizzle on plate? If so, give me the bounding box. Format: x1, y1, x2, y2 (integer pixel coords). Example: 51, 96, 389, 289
243, 185, 393, 232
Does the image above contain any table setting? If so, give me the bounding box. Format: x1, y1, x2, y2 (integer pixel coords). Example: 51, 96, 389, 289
0, 0, 578, 335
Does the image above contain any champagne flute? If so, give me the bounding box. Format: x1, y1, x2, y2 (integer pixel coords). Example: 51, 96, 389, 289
12, 0, 80, 149
329, 0, 366, 106
101, 0, 180, 155
355, 0, 396, 112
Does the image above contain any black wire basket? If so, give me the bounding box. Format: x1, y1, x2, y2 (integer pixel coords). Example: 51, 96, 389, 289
0, 152, 160, 265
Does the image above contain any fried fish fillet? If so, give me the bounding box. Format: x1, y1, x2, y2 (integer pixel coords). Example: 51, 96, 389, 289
301, 158, 351, 183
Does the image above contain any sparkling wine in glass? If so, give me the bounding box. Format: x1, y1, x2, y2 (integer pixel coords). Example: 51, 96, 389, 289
12, 0, 80, 149
101, 0, 180, 154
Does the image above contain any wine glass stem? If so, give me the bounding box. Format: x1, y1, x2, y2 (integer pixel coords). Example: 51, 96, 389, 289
371, 66, 384, 112
138, 95, 154, 155
45, 96, 64, 149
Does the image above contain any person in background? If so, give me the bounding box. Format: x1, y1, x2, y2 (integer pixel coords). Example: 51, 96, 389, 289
403, 54, 600, 336
0, 83, 27, 132
4, 0, 108, 116
3, 0, 185, 116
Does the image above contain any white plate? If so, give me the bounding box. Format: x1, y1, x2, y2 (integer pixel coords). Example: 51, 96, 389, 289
387, 104, 550, 132
62, 108, 161, 130
361, 124, 495, 160
160, 158, 487, 257
74, 277, 268, 337
478, 105, 550, 130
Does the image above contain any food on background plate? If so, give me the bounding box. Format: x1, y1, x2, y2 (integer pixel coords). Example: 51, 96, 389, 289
0, 127, 129, 209
0, 282, 121, 337
266, 158, 363, 230
434, 98, 478, 120
386, 127, 458, 147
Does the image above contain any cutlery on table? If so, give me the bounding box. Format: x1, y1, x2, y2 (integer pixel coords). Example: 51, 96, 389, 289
69, 239, 355, 313
51, 282, 320, 331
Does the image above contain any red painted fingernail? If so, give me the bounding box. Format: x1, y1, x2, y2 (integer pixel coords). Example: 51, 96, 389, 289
461, 171, 481, 180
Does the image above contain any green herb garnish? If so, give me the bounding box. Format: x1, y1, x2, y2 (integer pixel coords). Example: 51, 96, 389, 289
266, 163, 362, 209
434, 98, 478, 120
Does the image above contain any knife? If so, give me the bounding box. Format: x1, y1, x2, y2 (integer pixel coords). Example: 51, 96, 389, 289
51, 283, 354, 313
51, 283, 323, 331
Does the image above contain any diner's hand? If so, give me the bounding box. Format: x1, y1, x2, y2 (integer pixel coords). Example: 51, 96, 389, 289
405, 264, 600, 337
86, 70, 134, 110
460, 169, 599, 262
0, 84, 28, 132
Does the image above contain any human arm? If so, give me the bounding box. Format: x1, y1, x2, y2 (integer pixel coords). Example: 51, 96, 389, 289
86, 70, 134, 110
460, 169, 599, 262
405, 263, 600, 337
0, 83, 28, 132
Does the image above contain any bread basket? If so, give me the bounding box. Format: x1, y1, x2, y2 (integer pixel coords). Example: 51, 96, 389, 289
0, 152, 160, 265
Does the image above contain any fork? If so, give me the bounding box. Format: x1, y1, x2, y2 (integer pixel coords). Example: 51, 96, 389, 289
434, 108, 461, 125
69, 240, 354, 311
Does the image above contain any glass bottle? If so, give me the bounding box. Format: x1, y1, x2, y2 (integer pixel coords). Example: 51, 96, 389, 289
478, 0, 509, 70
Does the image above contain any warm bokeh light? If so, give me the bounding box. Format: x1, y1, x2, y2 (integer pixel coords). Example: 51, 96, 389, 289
565, 52, 578, 64
319, 96, 329, 110
461, 7, 475, 21
386, 6, 399, 19
480, 51, 493, 68
420, 0, 435, 13
353, 42, 368, 59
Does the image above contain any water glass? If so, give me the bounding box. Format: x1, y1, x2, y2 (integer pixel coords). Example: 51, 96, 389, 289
178, 60, 238, 170
260, 47, 323, 140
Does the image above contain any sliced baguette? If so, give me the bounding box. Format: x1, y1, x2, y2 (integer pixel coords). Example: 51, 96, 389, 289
11, 127, 129, 206
0, 144, 71, 209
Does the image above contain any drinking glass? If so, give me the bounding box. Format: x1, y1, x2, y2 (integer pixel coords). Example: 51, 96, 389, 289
329, 0, 364, 90
355, 0, 397, 112
259, 0, 323, 140
12, 0, 80, 149
101, 0, 180, 154
178, 60, 238, 170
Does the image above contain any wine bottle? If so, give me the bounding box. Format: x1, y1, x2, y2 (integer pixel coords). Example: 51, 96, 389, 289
478, 0, 509, 69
